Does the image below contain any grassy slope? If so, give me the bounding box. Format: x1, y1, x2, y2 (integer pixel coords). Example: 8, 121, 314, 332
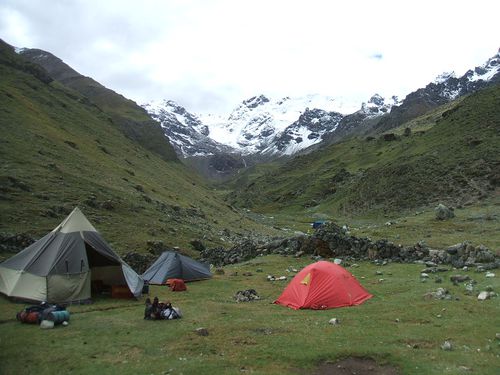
19, 46, 178, 163
0, 255, 498, 374
0, 47, 280, 255
226, 86, 500, 249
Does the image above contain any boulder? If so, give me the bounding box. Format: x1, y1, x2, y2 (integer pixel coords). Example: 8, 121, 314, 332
435, 204, 455, 220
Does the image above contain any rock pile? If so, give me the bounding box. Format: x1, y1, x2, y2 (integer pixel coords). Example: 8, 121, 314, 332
234, 289, 260, 302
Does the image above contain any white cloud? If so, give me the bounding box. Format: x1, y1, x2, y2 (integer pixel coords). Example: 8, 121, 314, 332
0, 0, 498, 114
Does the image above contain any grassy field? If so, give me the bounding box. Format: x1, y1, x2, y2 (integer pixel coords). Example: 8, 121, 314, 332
1, 255, 498, 374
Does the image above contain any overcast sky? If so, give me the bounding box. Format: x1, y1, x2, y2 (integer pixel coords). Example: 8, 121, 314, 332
1, 0, 499, 114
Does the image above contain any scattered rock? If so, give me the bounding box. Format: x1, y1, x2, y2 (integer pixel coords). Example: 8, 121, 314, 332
441, 340, 453, 351
424, 288, 452, 300
485, 272, 495, 278
328, 318, 340, 325
267, 275, 286, 281
450, 275, 470, 284
195, 327, 209, 336
477, 291, 493, 301
464, 282, 475, 295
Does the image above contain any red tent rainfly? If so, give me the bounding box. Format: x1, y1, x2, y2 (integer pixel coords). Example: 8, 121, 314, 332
274, 261, 372, 310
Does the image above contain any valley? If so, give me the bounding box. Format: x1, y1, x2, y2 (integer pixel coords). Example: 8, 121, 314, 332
0, 37, 499, 375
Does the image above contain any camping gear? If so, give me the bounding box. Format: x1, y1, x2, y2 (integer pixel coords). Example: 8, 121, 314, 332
16, 302, 68, 324
168, 278, 187, 291
142, 251, 211, 285
274, 261, 372, 310
161, 306, 182, 319
0, 207, 143, 303
17, 311, 40, 324
48, 310, 70, 324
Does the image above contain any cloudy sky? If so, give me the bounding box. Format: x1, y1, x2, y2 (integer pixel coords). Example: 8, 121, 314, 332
1, 0, 499, 114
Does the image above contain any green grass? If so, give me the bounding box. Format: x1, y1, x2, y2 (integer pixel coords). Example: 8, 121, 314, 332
1, 255, 499, 374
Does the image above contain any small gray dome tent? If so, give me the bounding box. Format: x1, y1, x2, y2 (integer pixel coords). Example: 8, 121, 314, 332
142, 251, 212, 284
0, 207, 143, 303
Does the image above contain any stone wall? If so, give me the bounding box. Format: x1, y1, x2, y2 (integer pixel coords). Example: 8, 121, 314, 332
199, 223, 499, 269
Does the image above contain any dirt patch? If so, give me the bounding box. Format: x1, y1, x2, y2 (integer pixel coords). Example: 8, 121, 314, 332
303, 357, 400, 375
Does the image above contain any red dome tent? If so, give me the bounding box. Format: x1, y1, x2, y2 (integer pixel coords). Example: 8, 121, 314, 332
274, 261, 372, 310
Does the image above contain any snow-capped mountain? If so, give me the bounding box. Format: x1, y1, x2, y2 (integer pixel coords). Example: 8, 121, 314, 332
200, 94, 359, 155
143, 49, 499, 161
143, 94, 365, 158
143, 100, 236, 157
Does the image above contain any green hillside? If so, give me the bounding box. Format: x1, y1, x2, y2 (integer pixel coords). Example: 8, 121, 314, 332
19, 46, 178, 162
0, 41, 279, 256
227, 85, 500, 230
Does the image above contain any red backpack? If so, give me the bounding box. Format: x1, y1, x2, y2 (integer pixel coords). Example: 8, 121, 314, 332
168, 278, 187, 292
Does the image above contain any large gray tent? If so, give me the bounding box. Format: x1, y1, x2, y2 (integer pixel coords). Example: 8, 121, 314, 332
142, 251, 212, 284
0, 207, 143, 303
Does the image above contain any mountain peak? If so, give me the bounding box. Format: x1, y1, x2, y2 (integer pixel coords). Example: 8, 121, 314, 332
434, 71, 456, 84
242, 95, 270, 109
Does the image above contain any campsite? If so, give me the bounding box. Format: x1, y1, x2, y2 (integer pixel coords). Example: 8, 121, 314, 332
1, 7, 499, 374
